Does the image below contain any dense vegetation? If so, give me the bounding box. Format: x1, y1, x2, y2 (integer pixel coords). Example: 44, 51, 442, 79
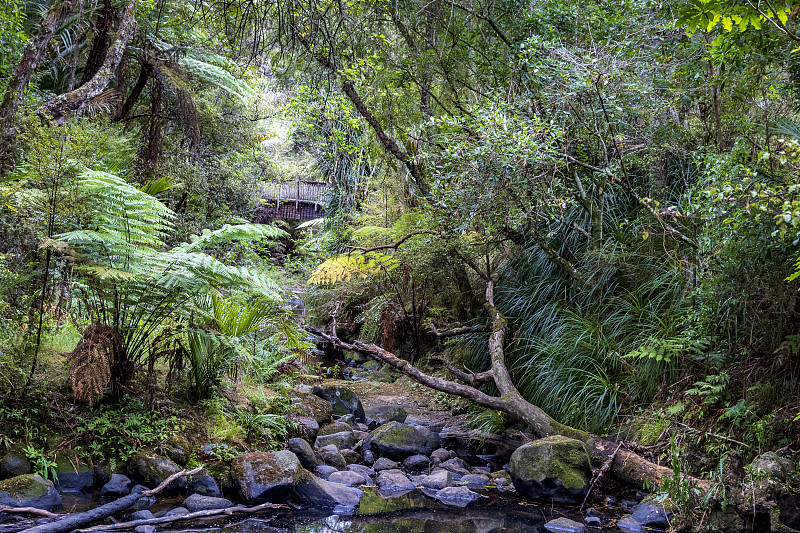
3, 0, 800, 526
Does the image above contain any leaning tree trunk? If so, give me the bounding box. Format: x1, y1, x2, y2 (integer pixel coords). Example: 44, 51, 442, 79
36, 1, 137, 122
0, 0, 75, 164
305, 280, 711, 493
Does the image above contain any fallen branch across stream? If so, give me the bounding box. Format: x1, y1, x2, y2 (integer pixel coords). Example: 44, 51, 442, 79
0, 507, 59, 518
18, 468, 203, 533
73, 502, 288, 532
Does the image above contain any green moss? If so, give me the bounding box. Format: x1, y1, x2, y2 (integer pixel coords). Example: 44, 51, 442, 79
0, 474, 50, 499
511, 436, 590, 491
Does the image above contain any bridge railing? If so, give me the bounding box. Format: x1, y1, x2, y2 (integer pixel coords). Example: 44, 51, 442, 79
261, 180, 328, 203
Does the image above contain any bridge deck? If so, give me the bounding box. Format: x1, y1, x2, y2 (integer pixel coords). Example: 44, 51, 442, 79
256, 180, 328, 221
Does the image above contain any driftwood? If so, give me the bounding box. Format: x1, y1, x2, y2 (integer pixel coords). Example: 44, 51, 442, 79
0, 507, 59, 518
305, 281, 712, 494
18, 468, 202, 533
74, 502, 288, 532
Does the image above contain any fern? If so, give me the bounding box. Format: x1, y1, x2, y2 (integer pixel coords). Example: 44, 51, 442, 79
307, 252, 397, 285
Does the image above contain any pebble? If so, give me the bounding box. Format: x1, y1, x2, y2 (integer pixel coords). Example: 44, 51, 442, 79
543, 517, 586, 533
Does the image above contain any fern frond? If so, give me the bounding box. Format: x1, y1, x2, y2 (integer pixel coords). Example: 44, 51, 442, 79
177, 56, 253, 102
307, 252, 397, 285
175, 223, 287, 253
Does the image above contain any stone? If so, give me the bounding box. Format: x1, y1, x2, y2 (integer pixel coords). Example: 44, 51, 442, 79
616, 515, 642, 533
431, 486, 483, 507
417, 469, 453, 489
163, 507, 189, 517
316, 445, 346, 469
289, 438, 318, 471
461, 473, 490, 489
544, 517, 586, 533
0, 474, 62, 511
372, 457, 398, 471
430, 448, 454, 465
347, 464, 375, 478
0, 452, 31, 479
315, 465, 339, 479
367, 422, 435, 459
295, 474, 364, 512
231, 451, 303, 503
100, 474, 132, 497
183, 494, 233, 512
353, 430, 369, 441
54, 465, 93, 492
508, 436, 591, 504
341, 449, 362, 465
187, 471, 221, 497
584, 516, 601, 528
338, 414, 355, 427
362, 451, 375, 465
289, 390, 334, 425
294, 417, 320, 441
131, 510, 155, 520
362, 360, 380, 372
311, 385, 365, 421
314, 431, 356, 450
134, 526, 155, 533
376, 469, 415, 492
403, 454, 431, 471
752, 451, 795, 480
127, 453, 185, 493
369, 371, 396, 383
490, 470, 512, 488
318, 422, 354, 437
365, 405, 407, 425
631, 502, 671, 528
438, 457, 471, 476
355, 423, 369, 432
327, 471, 367, 487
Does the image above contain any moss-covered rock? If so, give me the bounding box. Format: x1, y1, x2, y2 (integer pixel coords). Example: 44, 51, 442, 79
288, 390, 334, 425
312, 385, 365, 420
318, 422, 353, 437
314, 431, 356, 450
127, 452, 185, 494
54, 454, 94, 492
0, 450, 31, 479
231, 451, 303, 504
366, 422, 435, 459
365, 405, 407, 426
0, 473, 62, 510
508, 435, 591, 504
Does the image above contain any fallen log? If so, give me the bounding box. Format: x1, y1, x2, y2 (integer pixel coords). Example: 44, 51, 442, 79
73, 502, 288, 532
18, 468, 203, 533
304, 280, 712, 494
0, 507, 59, 518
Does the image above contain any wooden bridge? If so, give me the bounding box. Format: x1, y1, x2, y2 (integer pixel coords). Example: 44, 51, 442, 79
255, 180, 328, 221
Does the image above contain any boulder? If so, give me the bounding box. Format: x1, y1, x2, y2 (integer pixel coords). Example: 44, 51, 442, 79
372, 457, 398, 471
365, 405, 407, 425
127, 453, 185, 493
347, 464, 375, 478
129, 484, 155, 510
403, 454, 431, 472
327, 470, 367, 487
0, 452, 31, 479
490, 470, 513, 488
363, 450, 375, 465
337, 414, 356, 427
316, 445, 347, 469
131, 510, 155, 520
544, 517, 586, 533
438, 457, 471, 476
183, 494, 233, 512
289, 438, 318, 470
295, 474, 364, 512
430, 486, 482, 507
231, 451, 303, 503
509, 436, 591, 504
376, 469, 415, 492
187, 471, 221, 497
367, 422, 435, 459
54, 461, 93, 492
315, 431, 356, 450
341, 449, 362, 465
289, 390, 334, 425
0, 474, 62, 511
430, 448, 454, 465
318, 422, 354, 437
417, 469, 454, 489
312, 385, 365, 421
631, 502, 671, 528
752, 451, 794, 480
100, 474, 131, 497
616, 515, 642, 533
294, 417, 320, 441
461, 473, 490, 489
315, 465, 338, 479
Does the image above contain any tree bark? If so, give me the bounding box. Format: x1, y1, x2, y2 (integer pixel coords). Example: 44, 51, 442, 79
305, 282, 711, 493
37, 1, 137, 122
80, 0, 116, 84
115, 60, 152, 122
0, 0, 75, 161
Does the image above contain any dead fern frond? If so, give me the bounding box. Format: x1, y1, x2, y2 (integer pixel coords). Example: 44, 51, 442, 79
67, 323, 122, 405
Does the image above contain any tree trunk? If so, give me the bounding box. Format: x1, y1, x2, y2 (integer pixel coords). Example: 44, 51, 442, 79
115, 60, 151, 122
0, 1, 75, 163
37, 1, 137, 122
304, 280, 711, 493
80, 0, 116, 84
